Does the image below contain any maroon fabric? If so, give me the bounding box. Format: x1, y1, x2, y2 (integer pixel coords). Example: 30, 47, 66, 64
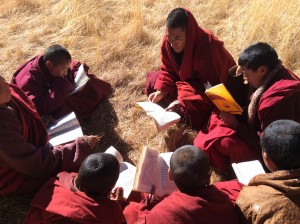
0, 85, 92, 196
24, 172, 123, 224
194, 66, 300, 172
124, 180, 243, 224
11, 55, 111, 119
146, 8, 235, 129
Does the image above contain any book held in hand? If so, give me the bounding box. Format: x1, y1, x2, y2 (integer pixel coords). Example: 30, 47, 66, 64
132, 146, 178, 197
136, 102, 181, 132
48, 112, 83, 146
232, 160, 266, 185
69, 64, 90, 95
105, 146, 137, 199
205, 83, 243, 115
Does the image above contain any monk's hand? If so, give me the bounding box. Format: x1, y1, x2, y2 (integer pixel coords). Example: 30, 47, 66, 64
110, 187, 125, 207
147, 185, 164, 207
82, 135, 102, 149
165, 100, 181, 112
148, 90, 166, 103
219, 112, 238, 130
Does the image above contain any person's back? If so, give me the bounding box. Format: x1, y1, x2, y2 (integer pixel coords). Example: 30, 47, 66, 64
124, 145, 242, 224
24, 153, 123, 224
237, 120, 300, 224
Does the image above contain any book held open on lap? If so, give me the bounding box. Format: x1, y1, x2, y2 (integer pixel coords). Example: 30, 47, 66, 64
136, 102, 181, 132
105, 146, 137, 199
48, 112, 83, 146
132, 146, 178, 197
69, 64, 90, 95
205, 83, 243, 115
232, 160, 265, 185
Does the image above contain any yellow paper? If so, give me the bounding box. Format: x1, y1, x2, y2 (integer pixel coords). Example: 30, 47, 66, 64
205, 83, 243, 114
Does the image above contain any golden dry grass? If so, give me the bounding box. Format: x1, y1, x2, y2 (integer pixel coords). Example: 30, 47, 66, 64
0, 0, 299, 222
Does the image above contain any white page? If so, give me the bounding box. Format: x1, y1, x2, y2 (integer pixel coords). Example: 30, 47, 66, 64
232, 160, 265, 185
49, 126, 83, 146
48, 112, 79, 137
69, 64, 90, 95
105, 146, 123, 164
136, 102, 180, 131
115, 162, 137, 199
158, 152, 178, 196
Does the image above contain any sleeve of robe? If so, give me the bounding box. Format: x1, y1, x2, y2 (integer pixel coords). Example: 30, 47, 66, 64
0, 106, 92, 179
20, 68, 73, 115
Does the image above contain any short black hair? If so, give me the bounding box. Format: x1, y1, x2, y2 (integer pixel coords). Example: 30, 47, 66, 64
170, 145, 210, 194
76, 153, 120, 198
43, 44, 72, 65
167, 8, 188, 30
238, 42, 279, 71
261, 119, 300, 170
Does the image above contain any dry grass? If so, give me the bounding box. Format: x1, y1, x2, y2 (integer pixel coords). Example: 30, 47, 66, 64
0, 0, 299, 222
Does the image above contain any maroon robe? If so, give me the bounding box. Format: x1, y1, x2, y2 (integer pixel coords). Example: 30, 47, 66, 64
11, 55, 111, 119
124, 180, 243, 224
0, 84, 92, 196
24, 172, 123, 224
194, 66, 300, 172
145, 8, 236, 129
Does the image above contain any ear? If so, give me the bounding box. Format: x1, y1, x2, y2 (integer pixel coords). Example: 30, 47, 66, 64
262, 151, 278, 172
168, 168, 173, 181
257, 65, 269, 76
45, 60, 53, 70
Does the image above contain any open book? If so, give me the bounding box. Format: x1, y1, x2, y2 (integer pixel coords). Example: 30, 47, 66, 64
69, 64, 90, 95
133, 146, 178, 197
48, 112, 83, 146
136, 102, 181, 132
205, 83, 243, 115
232, 160, 266, 185
105, 146, 137, 199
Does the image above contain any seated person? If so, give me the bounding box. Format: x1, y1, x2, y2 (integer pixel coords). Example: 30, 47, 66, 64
194, 42, 300, 175
0, 77, 100, 195
24, 153, 124, 224
123, 145, 243, 224
237, 119, 300, 223
146, 8, 236, 130
11, 44, 111, 123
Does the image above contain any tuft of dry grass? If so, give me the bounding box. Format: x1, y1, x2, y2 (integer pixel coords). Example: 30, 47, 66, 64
0, 0, 299, 222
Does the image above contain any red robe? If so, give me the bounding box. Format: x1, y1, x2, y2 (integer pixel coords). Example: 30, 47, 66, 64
124, 180, 243, 224
11, 55, 111, 119
194, 66, 300, 172
145, 8, 236, 129
0, 84, 92, 196
24, 172, 123, 224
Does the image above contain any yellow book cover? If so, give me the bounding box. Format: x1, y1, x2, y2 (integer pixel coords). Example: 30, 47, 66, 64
205, 83, 243, 115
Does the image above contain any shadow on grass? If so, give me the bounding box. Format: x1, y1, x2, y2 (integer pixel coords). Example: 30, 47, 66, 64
77, 98, 134, 165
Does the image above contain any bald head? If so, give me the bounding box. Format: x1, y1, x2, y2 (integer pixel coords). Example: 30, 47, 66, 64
170, 145, 210, 194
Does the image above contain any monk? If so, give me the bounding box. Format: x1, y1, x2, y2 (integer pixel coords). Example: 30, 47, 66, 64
194, 42, 300, 174
24, 153, 124, 224
11, 44, 111, 124
0, 76, 100, 196
123, 145, 243, 224
146, 8, 236, 130
237, 120, 300, 223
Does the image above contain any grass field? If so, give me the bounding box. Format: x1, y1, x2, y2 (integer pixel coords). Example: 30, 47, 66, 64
0, 0, 299, 223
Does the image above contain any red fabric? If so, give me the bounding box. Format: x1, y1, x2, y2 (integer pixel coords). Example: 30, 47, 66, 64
11, 55, 111, 119
24, 172, 123, 224
0, 85, 92, 196
194, 66, 300, 172
146, 8, 235, 129
124, 180, 243, 224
